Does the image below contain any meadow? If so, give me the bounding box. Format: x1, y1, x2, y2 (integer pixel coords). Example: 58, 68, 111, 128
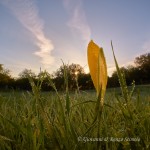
0, 83, 149, 150
0, 41, 150, 150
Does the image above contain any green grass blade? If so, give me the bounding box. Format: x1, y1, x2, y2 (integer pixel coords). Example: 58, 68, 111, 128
111, 41, 129, 102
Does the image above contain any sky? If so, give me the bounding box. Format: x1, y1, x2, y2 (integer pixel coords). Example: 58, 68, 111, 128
0, 0, 150, 77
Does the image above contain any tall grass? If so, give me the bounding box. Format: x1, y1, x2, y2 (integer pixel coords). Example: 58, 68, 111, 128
0, 45, 150, 149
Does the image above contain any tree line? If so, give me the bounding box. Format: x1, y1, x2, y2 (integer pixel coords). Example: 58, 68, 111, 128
0, 53, 149, 91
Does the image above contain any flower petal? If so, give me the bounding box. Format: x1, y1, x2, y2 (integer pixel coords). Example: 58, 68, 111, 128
87, 40, 107, 98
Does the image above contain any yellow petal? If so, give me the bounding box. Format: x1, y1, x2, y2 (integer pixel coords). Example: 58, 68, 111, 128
87, 40, 107, 98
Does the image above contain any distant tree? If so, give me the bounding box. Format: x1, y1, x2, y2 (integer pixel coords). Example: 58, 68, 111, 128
37, 71, 53, 91
0, 64, 3, 71
108, 53, 150, 87
0, 64, 13, 90
18, 69, 36, 79
134, 53, 150, 69
78, 73, 94, 90
54, 63, 85, 90
0, 64, 10, 75
110, 70, 120, 87
125, 65, 142, 84
15, 69, 37, 90
134, 53, 150, 83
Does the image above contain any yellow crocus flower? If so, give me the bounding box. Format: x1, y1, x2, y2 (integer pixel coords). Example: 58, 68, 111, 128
87, 40, 107, 100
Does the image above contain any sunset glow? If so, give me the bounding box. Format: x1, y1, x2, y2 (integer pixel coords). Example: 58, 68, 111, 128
0, 0, 150, 77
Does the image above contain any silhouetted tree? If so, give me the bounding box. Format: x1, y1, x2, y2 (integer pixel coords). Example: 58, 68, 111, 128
37, 71, 53, 91
15, 69, 36, 90
134, 53, 150, 83
109, 53, 150, 86
18, 69, 36, 79
78, 73, 94, 90
54, 63, 85, 90
0, 64, 13, 90
1, 52, 150, 91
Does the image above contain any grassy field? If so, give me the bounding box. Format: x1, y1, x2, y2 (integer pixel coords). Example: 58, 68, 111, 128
0, 44, 150, 150
0, 84, 150, 150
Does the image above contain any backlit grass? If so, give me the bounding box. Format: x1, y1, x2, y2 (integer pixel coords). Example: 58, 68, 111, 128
0, 85, 149, 150
0, 41, 150, 149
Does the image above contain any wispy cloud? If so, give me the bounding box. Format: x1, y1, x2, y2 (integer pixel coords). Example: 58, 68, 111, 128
1, 0, 54, 67
63, 0, 91, 43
